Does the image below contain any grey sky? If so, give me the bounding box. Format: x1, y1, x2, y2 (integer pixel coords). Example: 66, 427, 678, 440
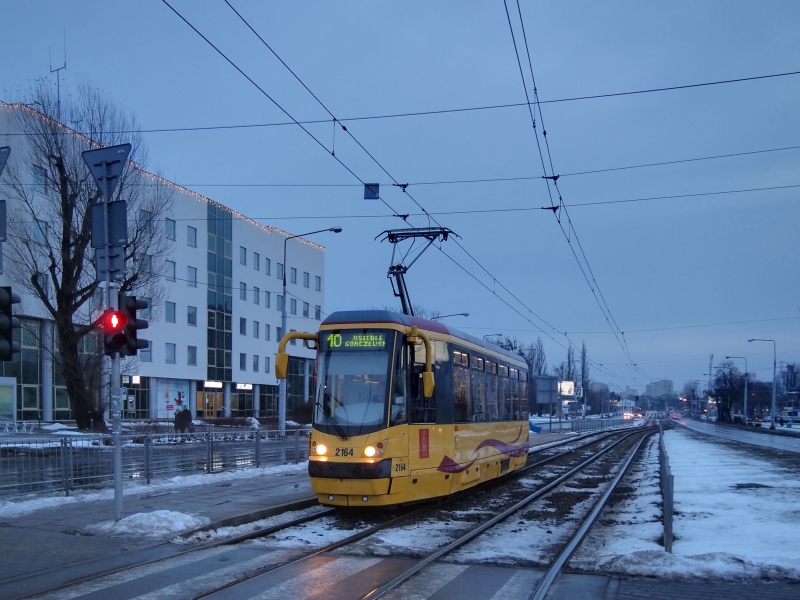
2, 1, 798, 391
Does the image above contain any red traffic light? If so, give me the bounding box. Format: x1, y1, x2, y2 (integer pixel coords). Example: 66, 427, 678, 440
102, 310, 128, 332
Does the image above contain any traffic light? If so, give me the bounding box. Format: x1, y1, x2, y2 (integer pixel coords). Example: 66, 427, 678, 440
102, 308, 128, 356
117, 293, 149, 357
0, 287, 21, 361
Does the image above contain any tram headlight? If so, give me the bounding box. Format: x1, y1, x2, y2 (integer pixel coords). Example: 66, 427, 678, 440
364, 445, 376, 458
316, 444, 327, 456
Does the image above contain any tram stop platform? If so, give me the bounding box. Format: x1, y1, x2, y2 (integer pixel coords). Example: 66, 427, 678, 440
1, 429, 789, 600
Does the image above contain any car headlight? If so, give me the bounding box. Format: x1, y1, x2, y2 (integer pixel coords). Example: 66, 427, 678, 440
316, 444, 327, 456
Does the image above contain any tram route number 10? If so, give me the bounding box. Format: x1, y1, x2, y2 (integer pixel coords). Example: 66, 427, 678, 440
327, 334, 343, 348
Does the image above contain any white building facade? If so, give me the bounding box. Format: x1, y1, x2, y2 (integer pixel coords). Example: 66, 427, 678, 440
0, 101, 324, 423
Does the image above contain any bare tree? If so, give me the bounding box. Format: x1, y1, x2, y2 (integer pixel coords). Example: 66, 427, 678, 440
712, 360, 743, 423
1, 81, 172, 429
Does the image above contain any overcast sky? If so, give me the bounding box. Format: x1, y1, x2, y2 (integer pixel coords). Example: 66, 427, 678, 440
2, 1, 798, 392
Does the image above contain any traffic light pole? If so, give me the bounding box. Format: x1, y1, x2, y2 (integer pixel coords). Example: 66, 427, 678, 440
102, 162, 123, 522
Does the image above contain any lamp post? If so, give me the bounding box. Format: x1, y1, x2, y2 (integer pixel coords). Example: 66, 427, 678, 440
279, 227, 342, 436
726, 355, 748, 423
748, 339, 777, 430
431, 312, 469, 320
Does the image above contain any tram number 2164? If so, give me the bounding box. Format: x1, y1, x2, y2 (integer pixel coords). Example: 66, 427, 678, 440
335, 448, 354, 457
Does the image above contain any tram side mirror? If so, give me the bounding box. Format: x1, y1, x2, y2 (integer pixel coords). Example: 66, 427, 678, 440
276, 352, 289, 379
423, 371, 435, 398
303, 339, 317, 350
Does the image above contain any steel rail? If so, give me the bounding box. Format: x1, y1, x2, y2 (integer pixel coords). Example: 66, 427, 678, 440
528, 432, 652, 600
361, 427, 655, 599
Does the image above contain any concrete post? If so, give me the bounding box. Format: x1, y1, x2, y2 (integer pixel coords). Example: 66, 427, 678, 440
148, 379, 159, 419
253, 383, 261, 417
41, 320, 54, 422
223, 381, 231, 417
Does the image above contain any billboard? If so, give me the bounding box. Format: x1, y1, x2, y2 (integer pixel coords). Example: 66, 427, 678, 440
156, 378, 190, 419
537, 376, 558, 404
559, 381, 575, 397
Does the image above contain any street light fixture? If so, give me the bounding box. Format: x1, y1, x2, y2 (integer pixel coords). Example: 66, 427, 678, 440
748, 339, 777, 430
279, 227, 342, 436
726, 356, 748, 423
431, 312, 469, 320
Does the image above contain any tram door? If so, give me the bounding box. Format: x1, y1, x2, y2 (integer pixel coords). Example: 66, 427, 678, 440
198, 392, 222, 417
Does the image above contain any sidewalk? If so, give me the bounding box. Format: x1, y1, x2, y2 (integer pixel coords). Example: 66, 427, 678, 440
0, 430, 572, 599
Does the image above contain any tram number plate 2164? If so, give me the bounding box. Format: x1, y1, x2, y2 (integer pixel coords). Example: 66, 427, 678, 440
335, 448, 354, 457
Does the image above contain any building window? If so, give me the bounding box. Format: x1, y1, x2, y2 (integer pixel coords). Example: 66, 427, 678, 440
265, 258, 271, 276
290, 298, 297, 315
253, 321, 260, 338
166, 301, 176, 322
239, 282, 246, 300
187, 266, 197, 287
290, 328, 297, 345
188, 305, 197, 326
265, 356, 270, 373
315, 305, 321, 320
303, 272, 310, 288
138, 209, 152, 234
277, 326, 283, 340
239, 352, 247, 371
188, 345, 197, 365
315, 276, 321, 291
253, 252, 260, 271
166, 343, 176, 364
166, 260, 176, 282
165, 218, 176, 240
277, 294, 284, 312
264, 291, 270, 308
239, 246, 247, 265
239, 317, 247, 335
34, 220, 48, 245
253, 287, 260, 304
140, 343, 152, 361
277, 263, 284, 281
290, 267, 297, 284
264, 324, 270, 341
32, 165, 47, 193
140, 297, 152, 319
303, 302, 309, 318
253, 355, 259, 372
187, 225, 197, 247
141, 255, 152, 274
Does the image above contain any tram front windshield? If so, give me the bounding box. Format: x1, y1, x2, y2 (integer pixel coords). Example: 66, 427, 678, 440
315, 330, 394, 437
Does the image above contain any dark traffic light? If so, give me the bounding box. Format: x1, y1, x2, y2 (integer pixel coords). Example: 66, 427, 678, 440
0, 286, 21, 361
117, 293, 149, 357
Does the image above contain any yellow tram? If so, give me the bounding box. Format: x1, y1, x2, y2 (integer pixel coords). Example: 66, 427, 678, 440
276, 310, 530, 507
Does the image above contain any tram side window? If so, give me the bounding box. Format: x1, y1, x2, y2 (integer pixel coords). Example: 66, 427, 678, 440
470, 355, 486, 422
518, 371, 529, 420
498, 364, 511, 420
410, 339, 435, 424
485, 360, 499, 421
453, 350, 471, 422
509, 368, 520, 420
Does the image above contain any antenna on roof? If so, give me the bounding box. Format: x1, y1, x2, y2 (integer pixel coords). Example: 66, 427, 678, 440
49, 31, 67, 120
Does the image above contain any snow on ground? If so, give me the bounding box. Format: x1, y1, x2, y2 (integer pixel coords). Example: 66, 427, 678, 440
247, 514, 372, 551
574, 427, 800, 580
39, 423, 73, 431
182, 506, 327, 544
0, 461, 308, 518
87, 510, 209, 540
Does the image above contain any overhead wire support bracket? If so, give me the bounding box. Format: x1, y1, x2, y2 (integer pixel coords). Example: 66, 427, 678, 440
376, 227, 457, 316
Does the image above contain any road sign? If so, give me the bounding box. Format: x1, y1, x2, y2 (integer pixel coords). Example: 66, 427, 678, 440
91, 200, 128, 248
0, 147, 9, 179
537, 376, 558, 404
94, 246, 125, 281
121, 387, 127, 399
82, 144, 131, 201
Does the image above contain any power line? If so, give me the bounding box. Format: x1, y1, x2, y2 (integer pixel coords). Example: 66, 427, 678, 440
8, 70, 800, 136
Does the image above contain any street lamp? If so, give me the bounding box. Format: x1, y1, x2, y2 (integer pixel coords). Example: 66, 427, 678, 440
279, 227, 342, 436
748, 339, 777, 430
431, 312, 469, 320
726, 356, 748, 423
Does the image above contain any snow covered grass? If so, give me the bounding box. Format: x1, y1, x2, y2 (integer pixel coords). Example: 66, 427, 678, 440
0, 461, 308, 518
573, 428, 800, 581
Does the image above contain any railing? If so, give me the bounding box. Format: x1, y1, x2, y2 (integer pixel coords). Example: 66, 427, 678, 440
570, 417, 633, 433
0, 428, 310, 498
659, 423, 674, 553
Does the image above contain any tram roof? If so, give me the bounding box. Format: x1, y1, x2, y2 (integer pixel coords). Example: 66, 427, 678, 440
322, 310, 527, 366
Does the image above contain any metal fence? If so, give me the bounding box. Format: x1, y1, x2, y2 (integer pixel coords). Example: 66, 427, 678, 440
659, 424, 674, 553
0, 428, 310, 498
570, 417, 633, 433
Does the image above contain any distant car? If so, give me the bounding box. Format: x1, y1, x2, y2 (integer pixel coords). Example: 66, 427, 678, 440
671, 413, 682, 419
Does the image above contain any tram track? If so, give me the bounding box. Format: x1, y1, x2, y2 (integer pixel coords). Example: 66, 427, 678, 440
20, 426, 645, 600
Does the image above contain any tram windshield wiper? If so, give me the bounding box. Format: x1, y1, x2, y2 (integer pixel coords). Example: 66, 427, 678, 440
317, 397, 349, 441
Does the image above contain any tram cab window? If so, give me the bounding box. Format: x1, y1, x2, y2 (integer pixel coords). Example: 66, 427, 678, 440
391, 342, 408, 426
509, 368, 520, 420
485, 360, 499, 421
470, 355, 486, 421
498, 364, 512, 420
518, 371, 529, 420
453, 350, 471, 422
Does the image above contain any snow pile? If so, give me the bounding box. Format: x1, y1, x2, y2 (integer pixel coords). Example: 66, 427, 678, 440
88, 510, 209, 539
245, 417, 260, 429
40, 423, 73, 431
